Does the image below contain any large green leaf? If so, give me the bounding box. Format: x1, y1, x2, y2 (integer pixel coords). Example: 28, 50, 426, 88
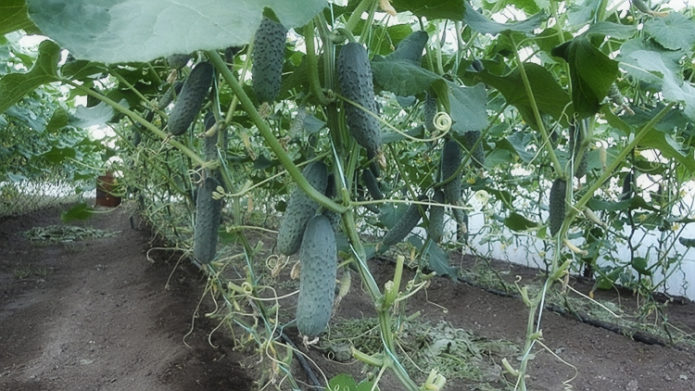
448, 82, 488, 134
371, 59, 442, 96
464, 1, 544, 35
504, 212, 539, 231
0, 39, 60, 115
622, 49, 695, 120
27, 0, 327, 64
477, 63, 570, 130
391, 0, 465, 20
552, 36, 618, 118
584, 22, 636, 40
0, 0, 40, 35
640, 130, 695, 172
643, 12, 695, 51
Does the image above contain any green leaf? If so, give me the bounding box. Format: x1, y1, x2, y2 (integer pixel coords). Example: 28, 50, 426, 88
391, 0, 465, 20
587, 197, 631, 212
356, 380, 379, 391
584, 22, 636, 39
0, 39, 60, 115
464, 1, 545, 35
622, 49, 695, 120
46, 107, 70, 132
70, 101, 117, 128
372, 59, 442, 96
426, 243, 457, 278
0, 0, 40, 35
640, 129, 695, 172
27, 0, 327, 64
631, 257, 651, 275
643, 12, 695, 51
5, 104, 46, 132
504, 212, 539, 231
60, 202, 94, 222
552, 36, 618, 118
42, 146, 76, 164
328, 373, 358, 390
679, 237, 695, 248
448, 82, 488, 133
477, 63, 570, 129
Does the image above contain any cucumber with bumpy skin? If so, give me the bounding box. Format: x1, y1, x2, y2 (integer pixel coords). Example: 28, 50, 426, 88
462, 131, 485, 169
277, 162, 328, 255
381, 196, 428, 248
569, 121, 587, 178
387, 30, 428, 65
296, 215, 337, 337
168, 62, 213, 135
424, 93, 437, 133
441, 139, 463, 204
362, 168, 383, 200
337, 42, 381, 156
252, 17, 287, 103
548, 178, 566, 236
193, 176, 222, 263
428, 190, 445, 243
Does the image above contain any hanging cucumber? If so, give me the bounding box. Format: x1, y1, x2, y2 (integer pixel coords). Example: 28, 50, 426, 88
252, 17, 287, 103
428, 190, 445, 243
548, 178, 566, 236
441, 139, 463, 204
167, 62, 213, 136
277, 162, 328, 255
337, 42, 381, 156
296, 215, 337, 337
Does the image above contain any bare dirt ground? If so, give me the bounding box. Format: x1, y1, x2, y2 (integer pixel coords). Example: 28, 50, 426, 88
0, 205, 253, 391
1, 204, 694, 391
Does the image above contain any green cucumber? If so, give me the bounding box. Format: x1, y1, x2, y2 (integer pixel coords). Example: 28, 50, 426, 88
157, 80, 184, 110
441, 139, 463, 204
428, 190, 445, 243
362, 168, 383, 200
569, 121, 587, 178
424, 92, 437, 133
193, 176, 222, 264
621, 171, 633, 201
168, 62, 213, 136
252, 17, 287, 103
337, 42, 381, 156
386, 30, 428, 65
277, 162, 328, 255
166, 53, 190, 69
548, 178, 566, 236
462, 131, 485, 169
381, 196, 428, 248
296, 215, 337, 337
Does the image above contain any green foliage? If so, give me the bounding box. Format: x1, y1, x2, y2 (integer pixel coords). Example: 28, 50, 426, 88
26, 0, 327, 63
296, 214, 337, 337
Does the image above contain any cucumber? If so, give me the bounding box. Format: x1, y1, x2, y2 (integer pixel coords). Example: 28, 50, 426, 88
428, 190, 445, 243
381, 196, 428, 248
362, 168, 383, 200
296, 215, 337, 337
452, 207, 469, 243
621, 171, 633, 201
193, 176, 223, 264
569, 121, 587, 178
157, 80, 184, 110
168, 62, 213, 136
386, 30, 428, 65
277, 162, 328, 255
252, 17, 287, 103
441, 139, 463, 204
424, 92, 437, 133
337, 42, 381, 156
548, 178, 566, 236
166, 53, 190, 69
462, 131, 485, 169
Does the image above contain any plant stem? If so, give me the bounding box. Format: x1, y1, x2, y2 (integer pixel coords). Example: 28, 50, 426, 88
206, 50, 346, 214
64, 79, 205, 166
511, 36, 564, 177
304, 20, 330, 105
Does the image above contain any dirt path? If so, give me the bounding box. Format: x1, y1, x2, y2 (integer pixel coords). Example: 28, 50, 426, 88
2, 204, 695, 391
0, 205, 252, 391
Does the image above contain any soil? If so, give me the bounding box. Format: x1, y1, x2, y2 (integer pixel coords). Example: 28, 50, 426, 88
0, 204, 253, 391
1, 204, 694, 391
